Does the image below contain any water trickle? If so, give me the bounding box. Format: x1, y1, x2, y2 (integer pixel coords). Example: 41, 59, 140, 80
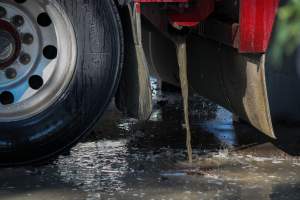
175, 38, 193, 163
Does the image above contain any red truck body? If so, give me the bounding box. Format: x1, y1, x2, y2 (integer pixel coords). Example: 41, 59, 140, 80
134, 0, 280, 53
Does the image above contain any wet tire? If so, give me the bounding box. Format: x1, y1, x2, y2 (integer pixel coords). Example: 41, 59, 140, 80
0, 0, 123, 165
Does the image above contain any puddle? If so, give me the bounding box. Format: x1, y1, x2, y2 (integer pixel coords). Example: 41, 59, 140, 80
0, 84, 300, 200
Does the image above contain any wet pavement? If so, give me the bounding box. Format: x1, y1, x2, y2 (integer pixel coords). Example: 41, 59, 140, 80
1, 86, 300, 199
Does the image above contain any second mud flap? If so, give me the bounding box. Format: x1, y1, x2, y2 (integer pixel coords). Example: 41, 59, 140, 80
186, 35, 275, 139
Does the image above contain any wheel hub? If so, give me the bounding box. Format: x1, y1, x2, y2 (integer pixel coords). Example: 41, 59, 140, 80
0, 31, 13, 62
0, 19, 20, 69
0, 0, 77, 121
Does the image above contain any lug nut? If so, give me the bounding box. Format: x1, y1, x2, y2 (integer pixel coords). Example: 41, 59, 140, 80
22, 33, 34, 45
12, 15, 24, 27
19, 53, 31, 65
5, 68, 17, 79
0, 6, 6, 18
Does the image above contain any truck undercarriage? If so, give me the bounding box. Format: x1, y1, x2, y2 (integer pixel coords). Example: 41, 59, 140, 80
116, 0, 279, 138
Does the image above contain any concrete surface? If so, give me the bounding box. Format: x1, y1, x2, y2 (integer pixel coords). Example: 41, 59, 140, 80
0, 89, 300, 200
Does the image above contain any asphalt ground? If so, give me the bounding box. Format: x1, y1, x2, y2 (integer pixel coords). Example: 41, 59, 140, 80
0, 88, 300, 200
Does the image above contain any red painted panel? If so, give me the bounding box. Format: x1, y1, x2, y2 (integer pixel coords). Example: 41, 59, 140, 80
168, 0, 215, 27
239, 0, 279, 53
134, 0, 189, 2
136, 0, 213, 27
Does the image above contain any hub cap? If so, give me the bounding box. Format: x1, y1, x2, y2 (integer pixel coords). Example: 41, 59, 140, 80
0, 30, 14, 62
0, 19, 21, 69
0, 0, 77, 121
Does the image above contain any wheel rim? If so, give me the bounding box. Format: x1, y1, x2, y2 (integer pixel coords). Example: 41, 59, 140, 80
0, 0, 77, 122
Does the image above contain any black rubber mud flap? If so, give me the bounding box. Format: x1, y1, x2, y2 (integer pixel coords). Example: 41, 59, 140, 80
221, 54, 275, 138
115, 3, 152, 120
187, 35, 275, 138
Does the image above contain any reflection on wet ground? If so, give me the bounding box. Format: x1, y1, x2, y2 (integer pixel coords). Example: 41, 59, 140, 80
1, 90, 300, 199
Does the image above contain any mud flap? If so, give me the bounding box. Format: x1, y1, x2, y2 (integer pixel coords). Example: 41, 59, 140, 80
115, 4, 153, 120
229, 55, 275, 138
187, 36, 275, 138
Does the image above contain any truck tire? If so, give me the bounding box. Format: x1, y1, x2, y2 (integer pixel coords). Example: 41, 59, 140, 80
0, 0, 123, 165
